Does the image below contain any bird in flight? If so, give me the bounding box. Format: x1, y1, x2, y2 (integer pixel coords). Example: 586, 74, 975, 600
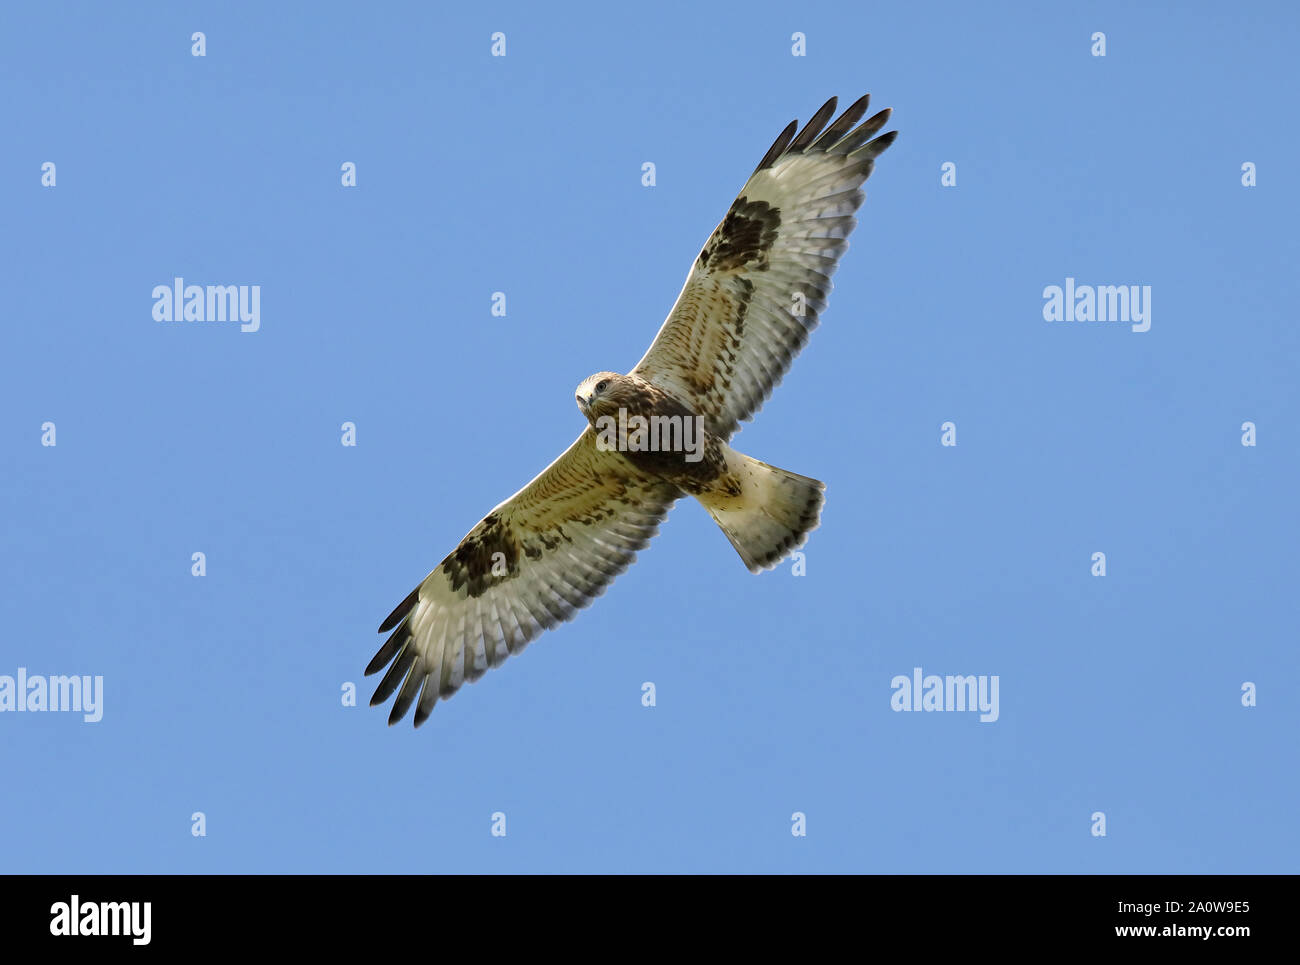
368, 95, 897, 725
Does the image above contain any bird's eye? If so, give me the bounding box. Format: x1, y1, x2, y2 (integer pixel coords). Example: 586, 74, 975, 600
595, 380, 609, 393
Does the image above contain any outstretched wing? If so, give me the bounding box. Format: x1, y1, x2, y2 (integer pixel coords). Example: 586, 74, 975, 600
632, 94, 897, 438
367, 429, 679, 726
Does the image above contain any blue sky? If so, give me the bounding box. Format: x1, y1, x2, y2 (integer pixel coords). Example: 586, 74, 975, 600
2, 0, 1296, 873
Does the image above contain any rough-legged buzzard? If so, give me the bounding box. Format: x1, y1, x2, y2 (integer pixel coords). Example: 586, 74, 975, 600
368, 95, 897, 725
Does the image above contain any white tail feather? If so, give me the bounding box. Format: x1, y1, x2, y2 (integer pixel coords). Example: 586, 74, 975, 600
698, 453, 825, 572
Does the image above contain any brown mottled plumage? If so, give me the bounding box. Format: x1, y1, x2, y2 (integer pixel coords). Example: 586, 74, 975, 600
368, 95, 897, 725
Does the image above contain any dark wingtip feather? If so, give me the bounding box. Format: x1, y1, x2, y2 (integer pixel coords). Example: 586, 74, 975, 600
365, 624, 409, 676
378, 585, 420, 633
786, 96, 837, 154
811, 94, 871, 152
387, 661, 424, 725
755, 96, 896, 175
369, 646, 415, 706
413, 694, 435, 727
836, 109, 894, 155
855, 129, 899, 159
752, 118, 798, 174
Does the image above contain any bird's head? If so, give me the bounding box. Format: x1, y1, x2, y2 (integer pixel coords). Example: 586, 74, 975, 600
575, 372, 629, 424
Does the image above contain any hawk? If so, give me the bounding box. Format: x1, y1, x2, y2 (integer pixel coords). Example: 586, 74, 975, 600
368, 94, 897, 725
